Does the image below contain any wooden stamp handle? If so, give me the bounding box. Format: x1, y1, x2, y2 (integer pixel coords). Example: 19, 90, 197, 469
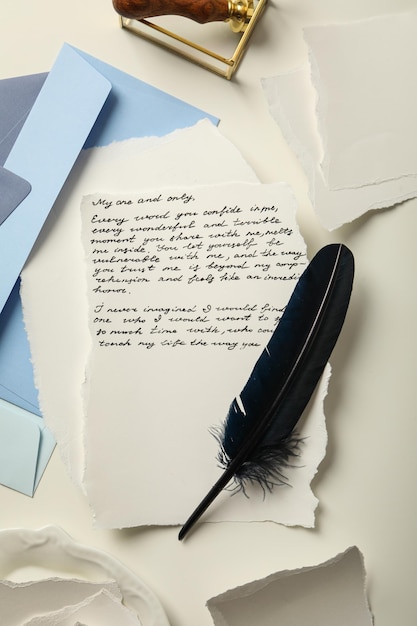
113, 0, 230, 24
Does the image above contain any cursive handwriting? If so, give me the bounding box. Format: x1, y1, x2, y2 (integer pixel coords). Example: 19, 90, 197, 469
82, 185, 306, 351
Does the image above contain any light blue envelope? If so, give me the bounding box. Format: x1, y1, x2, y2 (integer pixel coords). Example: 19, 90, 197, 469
0, 399, 55, 497
0, 280, 41, 416
0, 44, 218, 495
0, 72, 47, 165
0, 46, 112, 312
0, 45, 112, 495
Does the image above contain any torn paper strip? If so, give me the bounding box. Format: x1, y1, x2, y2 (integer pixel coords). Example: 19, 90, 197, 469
0, 579, 121, 626
207, 546, 373, 626
24, 588, 141, 626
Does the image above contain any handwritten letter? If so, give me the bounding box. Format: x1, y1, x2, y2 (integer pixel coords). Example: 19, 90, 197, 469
81, 183, 327, 528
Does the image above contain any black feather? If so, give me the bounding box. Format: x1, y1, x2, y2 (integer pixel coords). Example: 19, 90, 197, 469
179, 243, 354, 540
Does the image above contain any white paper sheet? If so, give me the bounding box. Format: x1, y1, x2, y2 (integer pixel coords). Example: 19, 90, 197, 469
80, 182, 329, 529
306, 12, 417, 190
262, 11, 417, 230
262, 65, 417, 230
207, 546, 373, 626
21, 120, 258, 488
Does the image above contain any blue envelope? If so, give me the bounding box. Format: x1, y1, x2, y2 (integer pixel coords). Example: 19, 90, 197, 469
0, 47, 112, 311
0, 46, 112, 495
0, 72, 47, 164
0, 44, 217, 495
0, 280, 41, 416
0, 73, 47, 416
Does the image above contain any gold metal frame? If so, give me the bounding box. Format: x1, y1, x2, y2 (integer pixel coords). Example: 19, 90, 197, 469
118, 0, 267, 80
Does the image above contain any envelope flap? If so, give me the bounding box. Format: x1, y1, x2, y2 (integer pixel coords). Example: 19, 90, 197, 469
0, 166, 31, 226
0, 405, 41, 496
0, 73, 47, 166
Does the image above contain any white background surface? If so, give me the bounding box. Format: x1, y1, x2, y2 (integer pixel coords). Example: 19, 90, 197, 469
1, 1, 416, 625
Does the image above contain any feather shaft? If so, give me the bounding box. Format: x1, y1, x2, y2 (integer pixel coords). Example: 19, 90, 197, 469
179, 243, 354, 540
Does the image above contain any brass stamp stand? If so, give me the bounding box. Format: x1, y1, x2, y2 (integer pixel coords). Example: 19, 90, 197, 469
116, 0, 267, 80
